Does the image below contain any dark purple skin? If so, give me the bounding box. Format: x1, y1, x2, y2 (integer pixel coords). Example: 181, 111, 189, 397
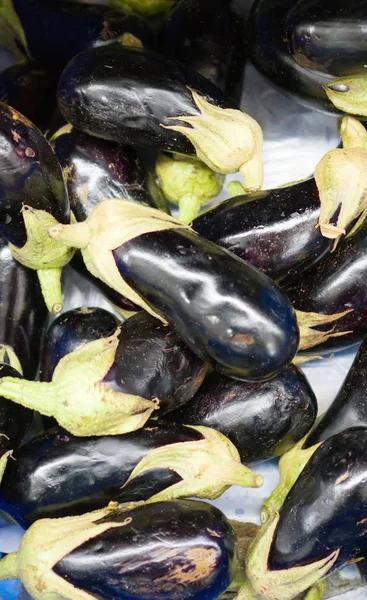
0, 363, 33, 458
159, 0, 245, 104
0, 101, 69, 247
0, 236, 48, 379
269, 428, 367, 574
193, 178, 333, 285
0, 423, 203, 526
57, 44, 237, 154
165, 364, 317, 464
54, 500, 237, 600
285, 223, 367, 351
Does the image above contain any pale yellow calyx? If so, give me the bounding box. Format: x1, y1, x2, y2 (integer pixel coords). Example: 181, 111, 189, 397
162, 90, 264, 190
297, 309, 353, 351
315, 147, 367, 245
120, 425, 263, 503
340, 115, 367, 150
246, 513, 339, 600
325, 76, 367, 116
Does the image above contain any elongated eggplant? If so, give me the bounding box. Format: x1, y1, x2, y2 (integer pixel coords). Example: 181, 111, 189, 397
159, 0, 244, 104
57, 45, 263, 190
285, 221, 367, 351
12, 0, 152, 68
165, 364, 317, 464
247, 0, 367, 114
193, 178, 333, 284
0, 101, 73, 313
243, 429, 367, 600
50, 200, 299, 381
0, 422, 262, 526
0, 500, 237, 600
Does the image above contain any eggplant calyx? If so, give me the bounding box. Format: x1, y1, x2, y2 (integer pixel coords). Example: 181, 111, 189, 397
155, 153, 224, 224
314, 147, 367, 246
245, 513, 339, 600
340, 115, 367, 151
303, 580, 327, 600
0, 346, 23, 375
0, 507, 129, 600
0, 330, 158, 436
111, 0, 174, 17
49, 199, 188, 321
233, 581, 259, 600
120, 425, 263, 503
297, 310, 353, 351
162, 90, 264, 190
260, 437, 321, 524
325, 76, 367, 116
0, 450, 13, 486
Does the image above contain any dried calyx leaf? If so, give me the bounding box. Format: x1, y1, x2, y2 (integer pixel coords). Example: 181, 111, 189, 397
155, 153, 224, 223
48, 198, 189, 321
297, 310, 353, 351
162, 90, 263, 191
120, 425, 263, 503
340, 115, 367, 150
325, 76, 367, 116
0, 330, 158, 436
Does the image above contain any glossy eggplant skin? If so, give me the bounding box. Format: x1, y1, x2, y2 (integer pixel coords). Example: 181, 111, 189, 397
0, 101, 69, 247
113, 228, 299, 381
0, 236, 47, 378
305, 336, 367, 448
13, 0, 152, 68
193, 178, 333, 285
285, 223, 367, 351
0, 364, 33, 456
165, 364, 317, 464
269, 428, 367, 573
39, 307, 120, 382
57, 45, 235, 153
0, 423, 204, 526
159, 0, 244, 104
54, 500, 237, 600
0, 63, 60, 131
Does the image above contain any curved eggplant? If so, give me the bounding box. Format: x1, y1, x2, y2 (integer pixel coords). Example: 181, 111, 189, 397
247, 0, 367, 114
0, 500, 237, 600
165, 364, 317, 464
0, 101, 72, 313
159, 0, 244, 104
12, 0, 152, 68
193, 178, 333, 284
57, 45, 263, 189
0, 421, 262, 526
285, 221, 367, 351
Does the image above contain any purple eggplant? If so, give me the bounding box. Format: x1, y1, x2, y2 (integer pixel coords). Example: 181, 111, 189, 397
165, 364, 317, 464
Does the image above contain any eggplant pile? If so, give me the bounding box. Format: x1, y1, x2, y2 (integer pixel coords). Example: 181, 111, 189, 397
0, 4, 366, 600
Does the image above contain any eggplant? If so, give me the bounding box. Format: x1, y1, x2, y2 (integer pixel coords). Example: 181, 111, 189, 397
244, 429, 367, 600
0, 63, 60, 131
247, 0, 367, 114
51, 200, 299, 381
193, 178, 333, 284
0, 500, 237, 600
57, 45, 263, 190
165, 364, 317, 464
12, 0, 152, 68
0, 422, 262, 527
41, 309, 207, 414
285, 221, 367, 351
159, 0, 244, 104
0, 101, 73, 313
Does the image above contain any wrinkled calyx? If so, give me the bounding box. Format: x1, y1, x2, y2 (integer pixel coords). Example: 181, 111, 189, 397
296, 309, 353, 350
325, 76, 367, 116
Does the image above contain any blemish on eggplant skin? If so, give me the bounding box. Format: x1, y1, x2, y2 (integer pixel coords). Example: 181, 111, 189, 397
155, 547, 219, 585
335, 473, 349, 485
230, 333, 255, 345
25, 147, 35, 158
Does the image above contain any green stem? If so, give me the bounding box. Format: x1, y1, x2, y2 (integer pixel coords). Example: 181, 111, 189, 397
177, 195, 202, 224
228, 181, 246, 197
261, 484, 289, 523
223, 464, 263, 489
0, 378, 56, 416
303, 579, 327, 600
0, 553, 18, 580
37, 267, 63, 314
48, 220, 91, 249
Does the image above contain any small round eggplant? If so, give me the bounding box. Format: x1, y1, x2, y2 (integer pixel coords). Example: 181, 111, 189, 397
165, 364, 317, 464
57, 45, 263, 189
159, 0, 244, 104
0, 500, 238, 600
193, 178, 333, 284
285, 222, 367, 351
0, 421, 262, 526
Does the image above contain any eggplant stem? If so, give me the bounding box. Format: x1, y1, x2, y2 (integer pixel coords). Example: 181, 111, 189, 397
48, 220, 91, 249
0, 378, 56, 415
0, 552, 18, 580
37, 267, 63, 314
178, 195, 202, 224
228, 181, 246, 197
303, 579, 327, 600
